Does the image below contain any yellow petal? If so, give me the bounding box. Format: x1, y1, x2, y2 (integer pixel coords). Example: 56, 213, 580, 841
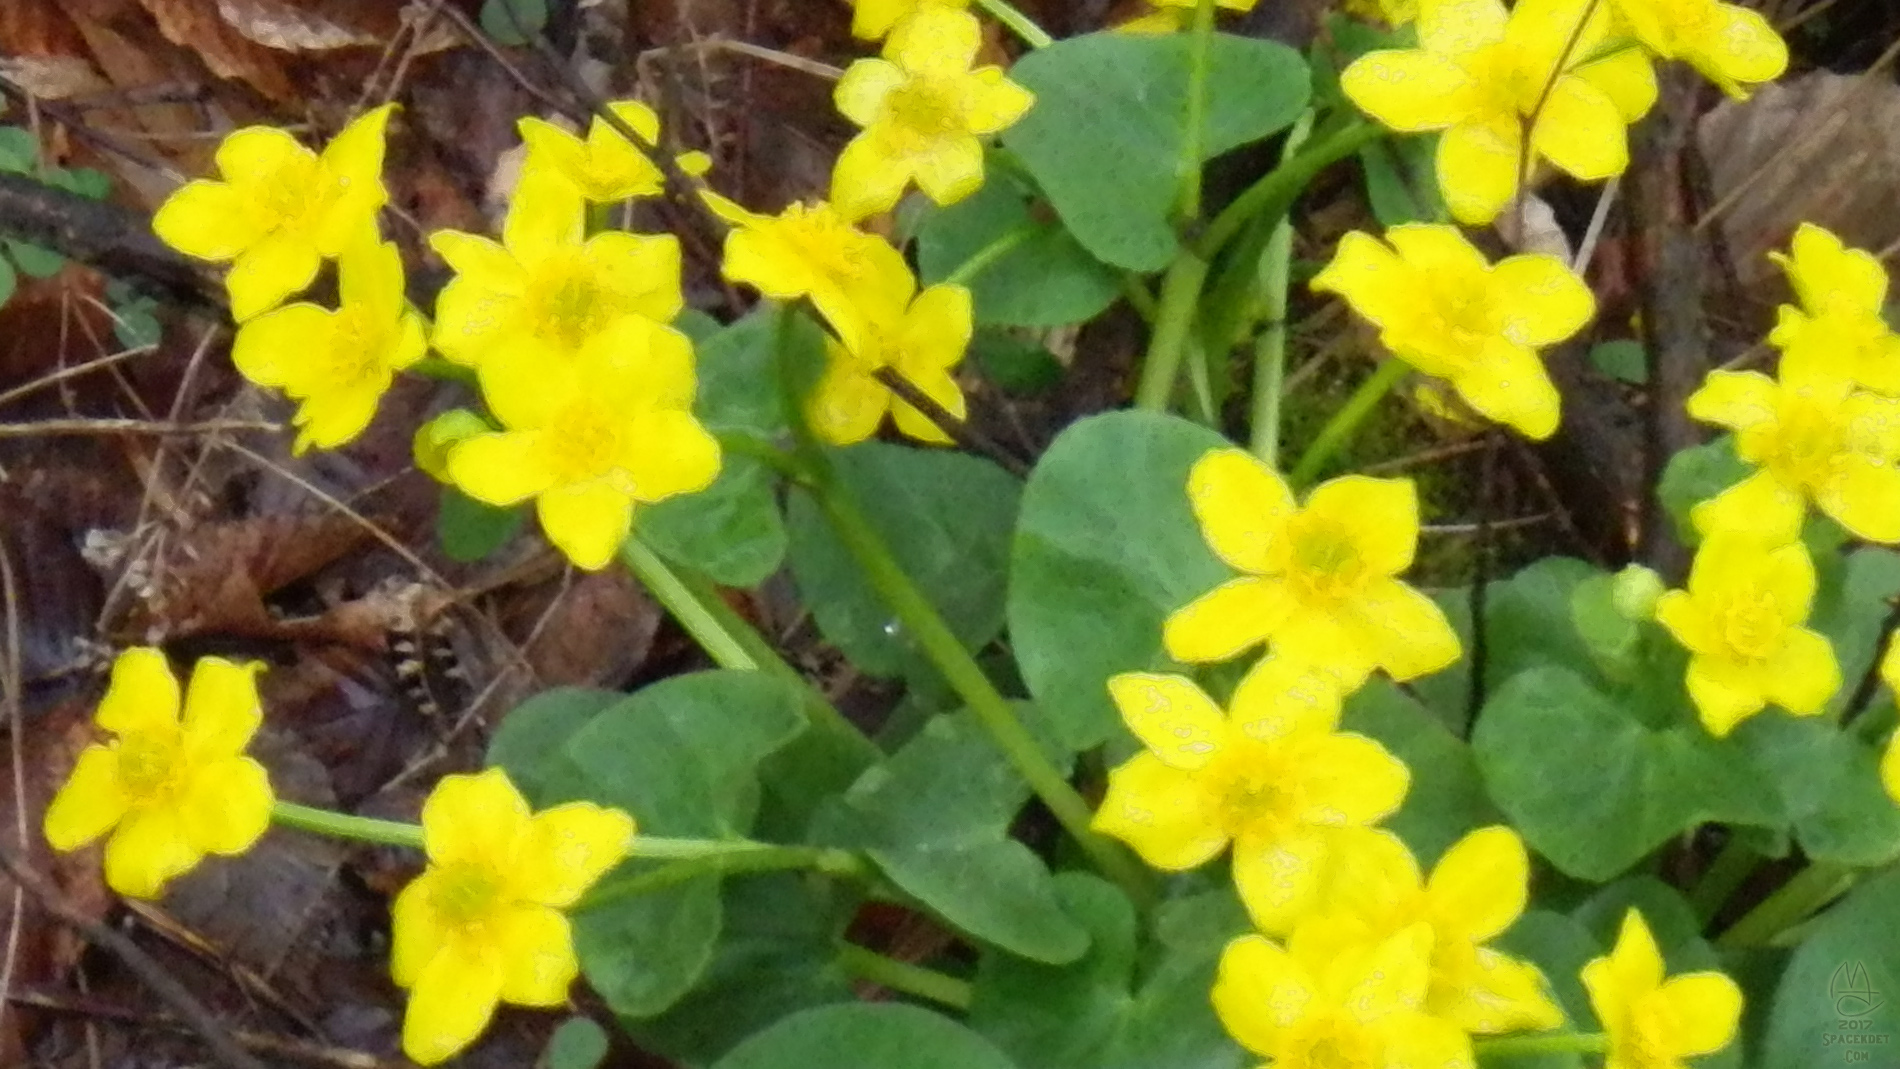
584, 231, 685, 324
1310, 231, 1423, 336
1294, 732, 1410, 826
1822, 458, 1900, 544
177, 756, 273, 856
1373, 1009, 1476, 1065
1763, 627, 1840, 717
1090, 751, 1228, 870
1341, 576, 1463, 681
1418, 0, 1507, 53
581, 316, 697, 411
180, 656, 264, 759
226, 231, 323, 322
1686, 654, 1767, 737
1439, 945, 1566, 1033
1880, 730, 1900, 805
232, 304, 338, 393
1685, 369, 1777, 430
834, 58, 904, 126
390, 875, 448, 989
889, 7, 981, 76
502, 169, 584, 266
965, 69, 1035, 132
493, 903, 578, 1006
1232, 828, 1328, 934
1321, 827, 1422, 924
888, 365, 966, 444
1531, 78, 1628, 181
422, 768, 531, 868
894, 283, 974, 372
538, 480, 636, 570
1689, 468, 1806, 543
518, 116, 589, 185
1340, 50, 1474, 131
1211, 934, 1315, 1056
292, 380, 387, 453
1453, 337, 1561, 440
1602, 907, 1666, 1001
95, 647, 181, 737
1654, 589, 1713, 654
1438, 118, 1520, 225
1187, 447, 1296, 575
402, 939, 504, 1066
1301, 474, 1419, 576
447, 431, 559, 506
1273, 607, 1378, 690
1337, 921, 1434, 1018
430, 230, 524, 291
1659, 973, 1743, 1056
217, 125, 314, 186
1163, 577, 1294, 663
1489, 254, 1595, 346
1227, 655, 1344, 741
1385, 223, 1492, 284
104, 806, 203, 899
1783, 223, 1887, 315
1690, 3, 1788, 97
1575, 43, 1658, 122
1425, 825, 1526, 942
477, 343, 580, 431
912, 136, 986, 207
621, 410, 723, 502
1107, 672, 1230, 771
515, 802, 636, 907
832, 135, 912, 222
44, 745, 129, 851
808, 352, 891, 446
1752, 540, 1817, 614
150, 181, 269, 261
319, 103, 395, 192
338, 232, 406, 327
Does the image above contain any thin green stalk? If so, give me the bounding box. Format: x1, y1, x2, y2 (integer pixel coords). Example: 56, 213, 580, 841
1133, 251, 1211, 411
1688, 837, 1759, 924
1122, 274, 1159, 321
1177, 0, 1221, 223
972, 0, 1054, 47
1288, 357, 1409, 484
945, 223, 1039, 287
273, 801, 424, 849
836, 944, 975, 1011
1475, 1033, 1608, 1057
1249, 109, 1315, 465
1717, 861, 1857, 948
1196, 117, 1382, 260
580, 843, 867, 911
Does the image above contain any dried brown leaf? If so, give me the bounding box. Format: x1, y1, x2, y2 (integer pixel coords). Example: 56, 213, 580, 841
128, 514, 371, 638
135, 0, 298, 100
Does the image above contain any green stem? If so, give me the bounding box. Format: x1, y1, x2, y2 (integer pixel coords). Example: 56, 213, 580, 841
1474, 1033, 1608, 1057
944, 222, 1038, 287
1688, 837, 1759, 924
1196, 117, 1381, 260
1176, 0, 1220, 223
1288, 357, 1409, 484
1716, 861, 1857, 948
1133, 251, 1211, 411
1122, 274, 1159, 321
972, 0, 1054, 47
272, 801, 424, 849
579, 842, 867, 911
1249, 109, 1314, 466
835, 944, 975, 1011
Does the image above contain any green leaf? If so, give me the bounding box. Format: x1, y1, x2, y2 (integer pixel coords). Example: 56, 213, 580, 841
1097, 891, 1250, 1069
485, 686, 622, 800
1732, 715, 1900, 867
1657, 436, 1749, 545
1810, 546, 1900, 717
479, 0, 546, 44
640, 455, 787, 587
787, 443, 1020, 677
1472, 665, 1784, 881
110, 294, 163, 350
715, 1003, 1020, 1069
435, 485, 524, 562
47, 166, 111, 199
0, 128, 35, 172
1588, 339, 1647, 384
544, 1018, 609, 1069
915, 171, 1121, 326
0, 254, 15, 307
1484, 910, 1598, 1069
697, 308, 797, 437
1001, 32, 1311, 271
821, 710, 1087, 964
3, 239, 63, 278
1359, 133, 1443, 227
969, 329, 1064, 395
1009, 410, 1232, 750
1341, 679, 1496, 865
1761, 868, 1900, 1068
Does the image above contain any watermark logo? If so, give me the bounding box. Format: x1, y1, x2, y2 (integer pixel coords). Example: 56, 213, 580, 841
1824, 961, 1890, 1063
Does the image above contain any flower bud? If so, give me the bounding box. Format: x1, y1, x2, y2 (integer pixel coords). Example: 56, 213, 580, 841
1612, 564, 1666, 621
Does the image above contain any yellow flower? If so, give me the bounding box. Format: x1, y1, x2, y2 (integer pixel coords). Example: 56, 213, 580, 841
1765, 223, 1900, 396
850, 0, 971, 40
831, 7, 1035, 220
1608, 0, 1787, 98
429, 169, 683, 379
1091, 663, 1409, 932
43, 648, 273, 899
1303, 827, 1565, 1034
1164, 448, 1461, 689
1311, 225, 1594, 440
445, 316, 721, 570
1582, 908, 1742, 1069
712, 196, 914, 355
1340, 0, 1656, 224
230, 232, 428, 453
518, 100, 666, 203
1686, 353, 1900, 544
1212, 924, 1475, 1069
1653, 533, 1838, 737
809, 276, 972, 447
392, 767, 634, 1065
153, 105, 394, 322
414, 409, 493, 483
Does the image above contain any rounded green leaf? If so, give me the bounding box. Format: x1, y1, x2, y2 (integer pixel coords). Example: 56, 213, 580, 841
436, 485, 525, 562
916, 173, 1120, 327
544, 1018, 609, 1069
640, 455, 787, 587
714, 1003, 1021, 1069
1762, 869, 1900, 1068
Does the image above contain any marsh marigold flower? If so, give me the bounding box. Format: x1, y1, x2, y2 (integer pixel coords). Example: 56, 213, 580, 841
153, 105, 394, 321
711, 196, 913, 355
393, 768, 634, 1065
1608, 0, 1787, 98
1213, 923, 1475, 1069
850, 0, 971, 40
1092, 663, 1409, 932
518, 100, 666, 204
446, 315, 720, 570
44, 649, 273, 899
231, 231, 427, 452
1653, 533, 1838, 737
809, 274, 973, 447
1312, 224, 1594, 440
1305, 827, 1564, 1034
1340, 0, 1656, 224
831, 7, 1035, 220
430, 170, 682, 382
1766, 223, 1900, 396
1582, 909, 1742, 1069
1165, 448, 1461, 689
1686, 352, 1900, 544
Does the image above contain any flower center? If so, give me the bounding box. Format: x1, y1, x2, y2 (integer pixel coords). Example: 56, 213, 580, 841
1291, 1015, 1379, 1069
1288, 520, 1368, 602
778, 205, 873, 291
1624, 991, 1681, 1067
116, 730, 184, 801
1770, 394, 1846, 489
1719, 589, 1785, 662
433, 862, 506, 929
544, 401, 623, 485
527, 253, 614, 351
1213, 739, 1302, 832
885, 78, 964, 151
323, 305, 386, 389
